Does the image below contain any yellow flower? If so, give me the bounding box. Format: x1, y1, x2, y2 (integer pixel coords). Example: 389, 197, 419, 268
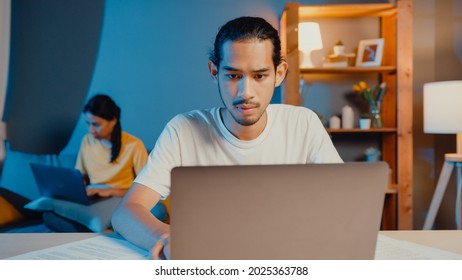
353, 81, 375, 108
353, 81, 370, 92
352, 81, 387, 114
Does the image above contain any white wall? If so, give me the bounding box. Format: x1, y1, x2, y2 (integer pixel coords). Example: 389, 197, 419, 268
413, 0, 462, 229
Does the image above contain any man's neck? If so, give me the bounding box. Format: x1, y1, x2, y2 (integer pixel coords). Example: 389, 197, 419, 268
220, 108, 267, 141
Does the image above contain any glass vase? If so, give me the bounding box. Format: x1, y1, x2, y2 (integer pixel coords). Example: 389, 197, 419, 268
370, 104, 383, 128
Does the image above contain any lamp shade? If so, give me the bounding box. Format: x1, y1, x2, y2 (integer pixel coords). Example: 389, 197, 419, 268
424, 80, 462, 134
298, 22, 323, 52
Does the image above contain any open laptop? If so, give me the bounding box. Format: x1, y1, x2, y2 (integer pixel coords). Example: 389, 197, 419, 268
169, 162, 389, 260
30, 163, 103, 205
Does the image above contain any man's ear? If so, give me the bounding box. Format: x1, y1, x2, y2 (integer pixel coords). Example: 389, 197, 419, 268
275, 61, 288, 87
208, 61, 218, 80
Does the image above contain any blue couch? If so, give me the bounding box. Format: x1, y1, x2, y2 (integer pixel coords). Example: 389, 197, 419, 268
0, 145, 167, 233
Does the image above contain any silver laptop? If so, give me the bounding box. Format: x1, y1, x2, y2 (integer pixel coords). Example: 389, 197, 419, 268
30, 163, 102, 205
170, 162, 388, 260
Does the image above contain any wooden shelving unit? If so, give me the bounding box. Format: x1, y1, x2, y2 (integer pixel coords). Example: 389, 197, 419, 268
327, 128, 397, 133
280, 1, 413, 230
301, 66, 396, 75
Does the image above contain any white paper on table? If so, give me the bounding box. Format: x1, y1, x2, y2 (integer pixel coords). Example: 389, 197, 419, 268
6, 235, 149, 260
375, 234, 462, 260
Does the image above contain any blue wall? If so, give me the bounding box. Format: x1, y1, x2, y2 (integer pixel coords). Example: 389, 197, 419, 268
63, 0, 286, 154
4, 0, 386, 155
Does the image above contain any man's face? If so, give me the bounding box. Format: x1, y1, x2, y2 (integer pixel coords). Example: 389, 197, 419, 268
209, 39, 287, 129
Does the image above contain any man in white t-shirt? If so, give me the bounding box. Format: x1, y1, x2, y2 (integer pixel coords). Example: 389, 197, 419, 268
112, 16, 342, 259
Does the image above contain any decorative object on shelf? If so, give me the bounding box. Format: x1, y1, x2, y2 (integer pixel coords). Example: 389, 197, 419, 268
422, 80, 462, 230
364, 147, 381, 162
333, 40, 345, 56
370, 106, 383, 129
322, 58, 347, 68
329, 115, 341, 129
322, 41, 355, 68
298, 22, 323, 68
341, 105, 354, 129
353, 81, 387, 128
359, 113, 371, 130
355, 38, 384, 67
322, 53, 356, 68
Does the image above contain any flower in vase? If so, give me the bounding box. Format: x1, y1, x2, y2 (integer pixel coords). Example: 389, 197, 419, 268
352, 81, 387, 110
353, 81, 387, 128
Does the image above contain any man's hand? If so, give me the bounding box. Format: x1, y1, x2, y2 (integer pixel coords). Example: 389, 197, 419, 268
151, 233, 171, 260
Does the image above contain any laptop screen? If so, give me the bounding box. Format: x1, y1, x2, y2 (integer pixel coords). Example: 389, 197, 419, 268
169, 162, 388, 260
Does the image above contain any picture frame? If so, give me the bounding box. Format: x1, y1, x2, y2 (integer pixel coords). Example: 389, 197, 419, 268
355, 38, 384, 67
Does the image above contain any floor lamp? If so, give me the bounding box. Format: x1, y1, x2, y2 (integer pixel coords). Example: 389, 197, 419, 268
423, 81, 462, 230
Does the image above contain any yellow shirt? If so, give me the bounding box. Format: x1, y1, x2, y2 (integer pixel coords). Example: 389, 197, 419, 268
75, 131, 148, 189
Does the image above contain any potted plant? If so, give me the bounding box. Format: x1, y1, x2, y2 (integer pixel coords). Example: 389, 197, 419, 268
333, 40, 345, 56
359, 113, 371, 130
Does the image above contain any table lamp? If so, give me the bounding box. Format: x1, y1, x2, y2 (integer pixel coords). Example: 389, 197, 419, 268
423, 80, 462, 230
298, 22, 323, 68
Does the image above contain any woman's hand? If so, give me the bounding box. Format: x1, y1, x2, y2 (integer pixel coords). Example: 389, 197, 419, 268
86, 187, 128, 198
151, 233, 171, 260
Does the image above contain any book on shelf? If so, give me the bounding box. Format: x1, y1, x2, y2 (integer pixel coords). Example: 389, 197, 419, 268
322, 61, 348, 68
323, 52, 356, 67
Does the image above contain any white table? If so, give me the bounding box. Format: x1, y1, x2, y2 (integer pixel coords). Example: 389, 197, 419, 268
1, 230, 462, 259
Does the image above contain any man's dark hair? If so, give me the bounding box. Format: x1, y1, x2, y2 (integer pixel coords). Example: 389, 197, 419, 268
83, 94, 122, 163
209, 16, 283, 70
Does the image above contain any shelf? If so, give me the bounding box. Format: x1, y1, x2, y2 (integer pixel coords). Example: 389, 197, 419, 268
299, 4, 396, 18
327, 128, 397, 133
300, 66, 396, 75
281, 1, 413, 229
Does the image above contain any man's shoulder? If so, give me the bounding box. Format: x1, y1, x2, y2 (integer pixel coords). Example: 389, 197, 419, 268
268, 104, 323, 130
181, 107, 217, 118
170, 108, 219, 126
269, 104, 316, 117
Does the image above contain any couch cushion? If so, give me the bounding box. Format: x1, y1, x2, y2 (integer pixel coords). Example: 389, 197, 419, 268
0, 187, 41, 218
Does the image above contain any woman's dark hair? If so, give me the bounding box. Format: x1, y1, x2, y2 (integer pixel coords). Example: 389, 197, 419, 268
209, 16, 283, 70
83, 94, 122, 163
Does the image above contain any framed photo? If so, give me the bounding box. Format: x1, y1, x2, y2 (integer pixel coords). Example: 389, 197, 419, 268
355, 38, 384, 67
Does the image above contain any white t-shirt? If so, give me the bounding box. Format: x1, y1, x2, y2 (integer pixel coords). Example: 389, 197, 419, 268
135, 104, 343, 197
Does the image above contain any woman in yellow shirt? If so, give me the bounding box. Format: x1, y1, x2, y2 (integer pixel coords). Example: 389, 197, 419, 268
42, 95, 157, 232
75, 94, 148, 198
